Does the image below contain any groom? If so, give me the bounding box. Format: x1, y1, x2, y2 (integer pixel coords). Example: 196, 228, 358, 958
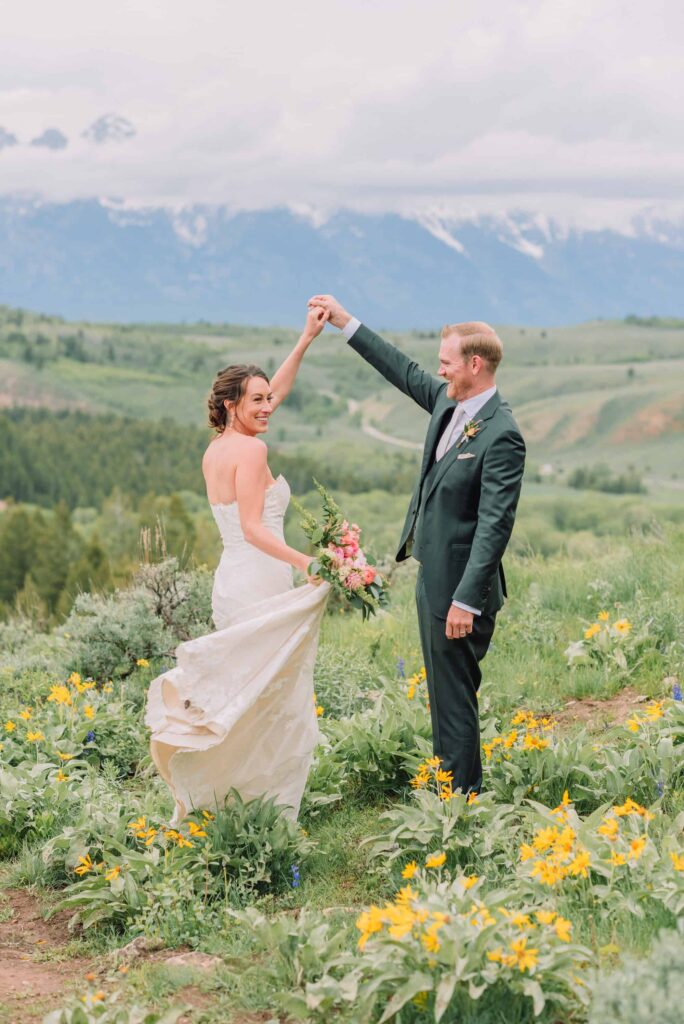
309, 295, 525, 795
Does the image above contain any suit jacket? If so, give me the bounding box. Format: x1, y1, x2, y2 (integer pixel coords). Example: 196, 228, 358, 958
348, 324, 526, 619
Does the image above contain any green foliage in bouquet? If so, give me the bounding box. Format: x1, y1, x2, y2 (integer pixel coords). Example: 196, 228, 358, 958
293, 481, 390, 620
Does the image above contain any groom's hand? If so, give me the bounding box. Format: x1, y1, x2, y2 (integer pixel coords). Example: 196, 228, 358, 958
308, 294, 351, 330
446, 604, 474, 640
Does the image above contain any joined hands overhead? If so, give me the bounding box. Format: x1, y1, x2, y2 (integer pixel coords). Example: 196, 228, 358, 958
307, 294, 352, 330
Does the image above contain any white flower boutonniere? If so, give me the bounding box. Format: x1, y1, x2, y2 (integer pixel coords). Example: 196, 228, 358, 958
456, 419, 482, 447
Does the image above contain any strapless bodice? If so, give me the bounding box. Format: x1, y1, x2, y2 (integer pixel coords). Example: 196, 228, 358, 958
209, 475, 293, 629
210, 474, 290, 548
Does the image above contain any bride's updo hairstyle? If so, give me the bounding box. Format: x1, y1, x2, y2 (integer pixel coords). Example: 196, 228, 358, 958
208, 364, 270, 433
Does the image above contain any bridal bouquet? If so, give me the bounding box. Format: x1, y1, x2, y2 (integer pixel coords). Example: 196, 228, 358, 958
294, 481, 390, 619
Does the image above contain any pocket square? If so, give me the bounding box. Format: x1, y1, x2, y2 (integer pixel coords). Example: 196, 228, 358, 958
457, 452, 476, 460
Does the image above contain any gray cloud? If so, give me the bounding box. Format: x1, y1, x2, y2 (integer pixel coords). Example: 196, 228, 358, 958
0, 0, 682, 228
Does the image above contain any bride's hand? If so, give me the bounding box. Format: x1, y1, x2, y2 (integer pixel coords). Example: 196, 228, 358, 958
295, 552, 323, 585
303, 305, 329, 341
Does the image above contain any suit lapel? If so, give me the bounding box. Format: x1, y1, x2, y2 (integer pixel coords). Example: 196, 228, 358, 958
422, 391, 503, 503
420, 401, 456, 483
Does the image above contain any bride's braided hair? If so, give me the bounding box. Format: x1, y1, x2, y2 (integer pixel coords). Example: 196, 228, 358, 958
208, 364, 270, 433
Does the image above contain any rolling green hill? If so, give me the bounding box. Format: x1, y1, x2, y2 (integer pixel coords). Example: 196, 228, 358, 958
2, 306, 683, 499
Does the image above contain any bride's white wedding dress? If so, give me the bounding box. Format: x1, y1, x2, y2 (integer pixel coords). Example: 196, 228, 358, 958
145, 475, 329, 824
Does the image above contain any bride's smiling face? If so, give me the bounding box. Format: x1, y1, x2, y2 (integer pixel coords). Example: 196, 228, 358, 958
228, 376, 274, 435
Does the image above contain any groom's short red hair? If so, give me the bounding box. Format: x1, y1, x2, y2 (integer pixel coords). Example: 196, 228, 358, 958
441, 321, 503, 371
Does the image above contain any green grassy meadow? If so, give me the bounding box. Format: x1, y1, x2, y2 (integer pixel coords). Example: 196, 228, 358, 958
0, 305, 683, 1022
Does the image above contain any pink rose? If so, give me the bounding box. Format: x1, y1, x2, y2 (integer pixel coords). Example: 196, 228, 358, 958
363, 567, 377, 585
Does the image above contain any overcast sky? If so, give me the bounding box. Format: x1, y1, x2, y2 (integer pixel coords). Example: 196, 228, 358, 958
1, 0, 682, 227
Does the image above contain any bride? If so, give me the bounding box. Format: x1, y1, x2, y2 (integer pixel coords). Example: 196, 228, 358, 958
145, 307, 331, 824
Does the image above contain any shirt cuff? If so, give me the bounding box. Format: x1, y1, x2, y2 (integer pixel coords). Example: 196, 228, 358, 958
341, 316, 361, 341
452, 600, 482, 616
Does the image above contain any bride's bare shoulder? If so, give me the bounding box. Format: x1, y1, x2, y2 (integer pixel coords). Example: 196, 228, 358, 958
203, 433, 266, 466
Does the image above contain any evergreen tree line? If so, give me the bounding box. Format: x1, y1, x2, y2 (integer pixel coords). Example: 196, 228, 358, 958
0, 409, 420, 510
0, 493, 199, 624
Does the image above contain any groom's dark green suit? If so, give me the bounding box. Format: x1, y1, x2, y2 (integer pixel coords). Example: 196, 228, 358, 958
347, 323, 525, 793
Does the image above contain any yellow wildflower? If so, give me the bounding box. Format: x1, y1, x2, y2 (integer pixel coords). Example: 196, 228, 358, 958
628, 836, 647, 861
402, 861, 419, 880
569, 849, 591, 878
598, 816, 619, 841
19, 708, 32, 721
188, 822, 207, 838
74, 854, 96, 876
127, 816, 146, 832
554, 916, 572, 942
462, 875, 479, 890
105, 865, 121, 882
395, 884, 417, 906
47, 685, 72, 706
57, 752, 75, 761
669, 852, 684, 872
584, 623, 601, 639
609, 851, 627, 867
68, 672, 81, 687
407, 684, 416, 700
531, 860, 564, 886
83, 705, 95, 720
613, 798, 653, 820
467, 791, 478, 805
425, 851, 446, 869
598, 611, 609, 621
520, 843, 536, 862
613, 619, 632, 635
522, 734, 550, 751
511, 912, 534, 930
5, 720, 16, 732
56, 770, 69, 782
507, 936, 539, 973
644, 702, 664, 721
386, 904, 417, 940
503, 729, 518, 749
27, 730, 45, 742
535, 909, 556, 925
487, 947, 504, 962
176, 835, 193, 848
421, 929, 441, 953
103, 683, 113, 693
532, 826, 560, 854
136, 658, 150, 667
426, 756, 442, 768
435, 768, 453, 784
201, 809, 215, 821
625, 717, 640, 733
511, 710, 531, 726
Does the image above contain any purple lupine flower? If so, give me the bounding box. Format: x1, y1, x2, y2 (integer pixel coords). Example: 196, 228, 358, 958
396, 658, 406, 679
656, 777, 665, 798
290, 864, 300, 888
673, 682, 682, 702
85, 730, 96, 743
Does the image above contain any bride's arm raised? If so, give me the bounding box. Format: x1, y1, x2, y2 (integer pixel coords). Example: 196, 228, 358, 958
268, 306, 329, 411
235, 440, 312, 574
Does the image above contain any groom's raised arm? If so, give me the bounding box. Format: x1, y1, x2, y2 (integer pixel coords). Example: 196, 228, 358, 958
308, 295, 443, 414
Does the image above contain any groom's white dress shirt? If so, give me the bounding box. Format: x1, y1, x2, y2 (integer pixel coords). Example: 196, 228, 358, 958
341, 316, 496, 617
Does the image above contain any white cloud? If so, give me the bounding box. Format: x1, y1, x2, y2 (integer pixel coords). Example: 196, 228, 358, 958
0, 0, 682, 228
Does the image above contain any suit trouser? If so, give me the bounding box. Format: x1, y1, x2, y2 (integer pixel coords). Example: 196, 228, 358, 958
416, 567, 496, 795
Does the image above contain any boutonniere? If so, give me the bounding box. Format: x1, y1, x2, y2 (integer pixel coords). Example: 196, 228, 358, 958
456, 419, 482, 447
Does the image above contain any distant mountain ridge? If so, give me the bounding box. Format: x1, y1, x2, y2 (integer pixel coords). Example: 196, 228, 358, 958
1, 197, 683, 326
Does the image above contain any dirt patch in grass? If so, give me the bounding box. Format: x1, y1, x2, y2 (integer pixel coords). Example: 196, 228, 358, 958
0, 888, 94, 1022
555, 686, 648, 727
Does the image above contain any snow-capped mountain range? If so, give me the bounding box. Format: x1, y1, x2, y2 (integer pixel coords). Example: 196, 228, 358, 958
1, 196, 682, 326
0, 114, 136, 151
